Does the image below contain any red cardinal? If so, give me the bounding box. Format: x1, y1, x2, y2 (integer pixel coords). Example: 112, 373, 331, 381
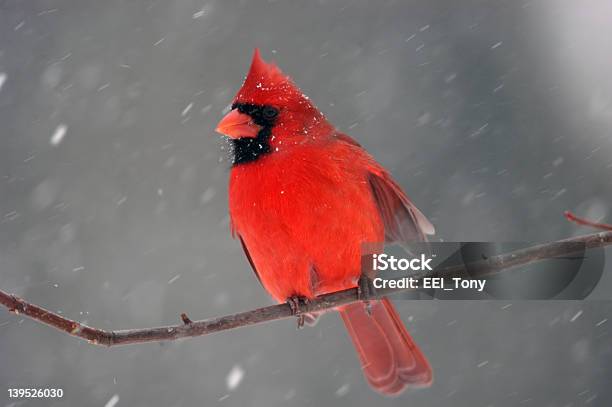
216, 49, 434, 395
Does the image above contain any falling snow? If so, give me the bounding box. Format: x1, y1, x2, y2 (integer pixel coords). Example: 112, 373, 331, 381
200, 187, 216, 204
226, 365, 244, 391
192, 5, 212, 19
335, 384, 350, 397
570, 310, 583, 322
181, 102, 193, 116
50, 124, 67, 146
1, 2, 611, 406
104, 394, 119, 407
553, 156, 564, 167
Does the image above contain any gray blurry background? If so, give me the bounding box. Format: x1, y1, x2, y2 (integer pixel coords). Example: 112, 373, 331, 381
1, 0, 612, 406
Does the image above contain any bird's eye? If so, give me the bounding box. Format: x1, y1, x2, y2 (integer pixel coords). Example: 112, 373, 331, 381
262, 106, 278, 119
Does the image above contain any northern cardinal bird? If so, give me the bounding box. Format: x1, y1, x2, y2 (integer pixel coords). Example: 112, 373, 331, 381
216, 49, 434, 395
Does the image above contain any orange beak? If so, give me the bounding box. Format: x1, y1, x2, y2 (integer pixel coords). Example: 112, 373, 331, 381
215, 109, 261, 139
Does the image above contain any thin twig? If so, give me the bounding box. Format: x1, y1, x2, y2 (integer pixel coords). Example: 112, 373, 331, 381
565, 211, 612, 231
1, 231, 611, 347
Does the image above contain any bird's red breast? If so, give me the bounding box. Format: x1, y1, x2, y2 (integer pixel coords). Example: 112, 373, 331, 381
217, 49, 434, 395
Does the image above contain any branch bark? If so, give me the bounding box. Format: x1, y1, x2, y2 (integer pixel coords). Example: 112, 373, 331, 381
1, 230, 611, 347
565, 211, 612, 231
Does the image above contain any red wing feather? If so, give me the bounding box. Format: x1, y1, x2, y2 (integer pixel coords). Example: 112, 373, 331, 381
333, 132, 434, 241
367, 171, 435, 243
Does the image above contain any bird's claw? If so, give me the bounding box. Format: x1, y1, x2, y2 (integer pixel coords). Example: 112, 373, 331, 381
357, 274, 377, 316
286, 296, 310, 329
180, 313, 193, 325
357, 274, 378, 301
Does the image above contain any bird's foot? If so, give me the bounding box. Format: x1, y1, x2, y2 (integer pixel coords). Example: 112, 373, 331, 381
180, 313, 193, 325
357, 274, 378, 300
357, 274, 378, 316
286, 296, 311, 329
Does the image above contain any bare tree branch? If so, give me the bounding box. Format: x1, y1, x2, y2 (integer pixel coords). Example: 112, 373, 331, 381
565, 211, 612, 231
1, 230, 611, 347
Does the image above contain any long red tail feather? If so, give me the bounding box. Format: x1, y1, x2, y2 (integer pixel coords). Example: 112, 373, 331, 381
339, 298, 432, 395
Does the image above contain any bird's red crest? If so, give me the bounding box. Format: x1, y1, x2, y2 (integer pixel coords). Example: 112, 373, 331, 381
233, 49, 307, 108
